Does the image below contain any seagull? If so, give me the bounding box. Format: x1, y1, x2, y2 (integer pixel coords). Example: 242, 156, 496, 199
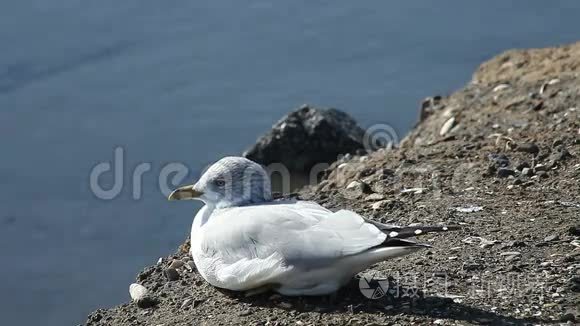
168, 156, 457, 296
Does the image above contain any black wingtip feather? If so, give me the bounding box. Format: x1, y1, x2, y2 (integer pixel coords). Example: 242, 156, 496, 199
363, 218, 461, 239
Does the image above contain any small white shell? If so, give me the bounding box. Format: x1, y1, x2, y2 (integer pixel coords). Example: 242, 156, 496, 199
129, 283, 148, 301
414, 229, 423, 235
439, 117, 456, 136
493, 84, 510, 92
388, 231, 399, 238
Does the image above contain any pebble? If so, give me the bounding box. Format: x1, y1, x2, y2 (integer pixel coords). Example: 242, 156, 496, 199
181, 298, 192, 309
345, 180, 372, 195
497, 168, 515, 178
568, 225, 580, 236
539, 78, 560, 94
560, 313, 576, 322
488, 153, 510, 167
516, 161, 530, 170
400, 187, 425, 194
136, 296, 158, 309
238, 309, 252, 316
544, 234, 559, 242
184, 261, 195, 272
129, 283, 148, 301
372, 200, 390, 210
462, 262, 483, 271
493, 84, 510, 92
455, 206, 483, 213
364, 193, 385, 201
439, 117, 456, 136
534, 164, 548, 172
169, 259, 184, 270
550, 147, 573, 163
500, 251, 521, 256
520, 167, 532, 176
164, 268, 180, 281
346, 180, 361, 190
278, 302, 292, 309
135, 295, 159, 309
433, 320, 445, 325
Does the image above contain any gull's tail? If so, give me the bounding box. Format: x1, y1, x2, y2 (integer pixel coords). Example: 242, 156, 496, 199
363, 218, 461, 240
358, 218, 461, 263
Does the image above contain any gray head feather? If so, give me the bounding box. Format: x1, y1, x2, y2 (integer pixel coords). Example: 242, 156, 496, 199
197, 157, 272, 208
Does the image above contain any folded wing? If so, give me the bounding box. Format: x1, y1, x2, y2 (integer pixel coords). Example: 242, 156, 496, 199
201, 201, 386, 289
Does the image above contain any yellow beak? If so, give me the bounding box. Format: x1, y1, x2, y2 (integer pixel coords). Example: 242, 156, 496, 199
167, 185, 203, 201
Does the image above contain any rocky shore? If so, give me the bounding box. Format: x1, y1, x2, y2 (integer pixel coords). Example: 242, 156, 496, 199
86, 42, 580, 325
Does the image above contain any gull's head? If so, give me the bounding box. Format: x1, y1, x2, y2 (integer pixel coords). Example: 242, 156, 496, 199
168, 156, 272, 208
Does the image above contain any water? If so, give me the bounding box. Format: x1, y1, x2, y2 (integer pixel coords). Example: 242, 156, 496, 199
0, 1, 579, 325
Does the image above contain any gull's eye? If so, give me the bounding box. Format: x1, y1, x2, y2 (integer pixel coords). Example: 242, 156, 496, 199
214, 179, 226, 187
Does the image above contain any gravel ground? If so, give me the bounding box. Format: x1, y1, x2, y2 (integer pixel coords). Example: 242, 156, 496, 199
85, 42, 580, 326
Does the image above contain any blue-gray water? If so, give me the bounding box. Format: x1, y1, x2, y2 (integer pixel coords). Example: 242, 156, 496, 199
1, 1, 579, 325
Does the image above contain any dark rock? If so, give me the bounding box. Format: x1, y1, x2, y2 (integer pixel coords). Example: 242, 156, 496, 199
570, 276, 580, 292
516, 143, 540, 155
488, 153, 510, 168
88, 312, 102, 323
138, 268, 154, 281
164, 268, 180, 281
551, 139, 564, 148
244, 106, 366, 172
549, 146, 573, 166
357, 167, 375, 178
560, 313, 576, 322
136, 296, 159, 309
420, 96, 444, 122
536, 171, 548, 179
497, 168, 515, 178
462, 262, 484, 271
516, 161, 531, 170
568, 225, 580, 236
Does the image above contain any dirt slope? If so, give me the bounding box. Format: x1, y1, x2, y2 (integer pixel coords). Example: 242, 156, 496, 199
86, 42, 580, 326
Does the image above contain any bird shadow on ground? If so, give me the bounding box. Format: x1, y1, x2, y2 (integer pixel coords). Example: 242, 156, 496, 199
221, 278, 551, 326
